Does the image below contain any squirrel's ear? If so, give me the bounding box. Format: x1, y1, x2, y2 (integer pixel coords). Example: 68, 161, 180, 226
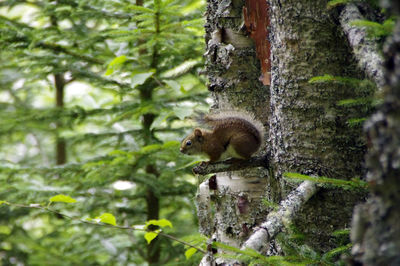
194, 128, 203, 140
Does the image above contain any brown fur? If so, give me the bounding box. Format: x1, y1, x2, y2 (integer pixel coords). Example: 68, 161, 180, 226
180, 111, 264, 162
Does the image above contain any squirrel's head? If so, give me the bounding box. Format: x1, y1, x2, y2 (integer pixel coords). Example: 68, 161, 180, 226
180, 128, 204, 155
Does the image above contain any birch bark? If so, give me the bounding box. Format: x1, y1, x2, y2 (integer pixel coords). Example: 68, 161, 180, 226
199, 0, 271, 263
199, 0, 372, 263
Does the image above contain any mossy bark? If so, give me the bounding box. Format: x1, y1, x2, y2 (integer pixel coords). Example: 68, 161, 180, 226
199, 0, 271, 262
269, 0, 368, 252
200, 0, 371, 263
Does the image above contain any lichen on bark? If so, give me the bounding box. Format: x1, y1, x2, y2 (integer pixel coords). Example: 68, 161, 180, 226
198, 0, 271, 262
269, 0, 369, 252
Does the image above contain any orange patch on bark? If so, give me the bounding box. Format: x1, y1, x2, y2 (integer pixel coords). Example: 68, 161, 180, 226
243, 0, 271, 85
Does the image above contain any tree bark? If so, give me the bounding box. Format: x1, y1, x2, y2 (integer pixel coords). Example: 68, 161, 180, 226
54, 73, 67, 165
199, 0, 271, 263
339, 4, 384, 89
268, 0, 368, 252
351, 1, 400, 264
200, 0, 371, 263
52, 15, 67, 165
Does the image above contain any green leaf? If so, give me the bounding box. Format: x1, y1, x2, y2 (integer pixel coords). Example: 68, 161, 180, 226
172, 106, 193, 120
131, 71, 155, 89
109, 55, 127, 67
144, 231, 158, 244
146, 219, 173, 228
0, 225, 11, 235
49, 194, 77, 203
141, 144, 162, 153
162, 141, 179, 149
164, 79, 181, 91
0, 201, 8, 205
97, 213, 117, 226
185, 247, 197, 259
105, 55, 127, 76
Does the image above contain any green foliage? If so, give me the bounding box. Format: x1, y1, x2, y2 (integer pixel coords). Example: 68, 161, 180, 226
146, 218, 173, 228
262, 198, 279, 210
145, 231, 160, 244
49, 194, 77, 203
213, 241, 308, 266
284, 172, 368, 190
327, 0, 381, 10
96, 213, 117, 226
309, 74, 377, 127
0, 0, 207, 264
178, 233, 208, 256
185, 247, 197, 259
350, 18, 395, 38
276, 231, 352, 266
327, 0, 352, 9
308, 74, 374, 87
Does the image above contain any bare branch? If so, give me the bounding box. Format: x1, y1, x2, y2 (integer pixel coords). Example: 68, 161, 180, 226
339, 4, 384, 88
242, 181, 318, 254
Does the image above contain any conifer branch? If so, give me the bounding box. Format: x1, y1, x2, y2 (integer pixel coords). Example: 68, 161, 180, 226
65, 128, 189, 144
0, 15, 103, 65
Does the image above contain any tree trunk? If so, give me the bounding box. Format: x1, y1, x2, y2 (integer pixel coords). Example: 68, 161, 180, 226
269, 0, 368, 252
199, 0, 270, 263
351, 1, 400, 264
54, 73, 67, 165
52, 16, 67, 165
200, 0, 370, 263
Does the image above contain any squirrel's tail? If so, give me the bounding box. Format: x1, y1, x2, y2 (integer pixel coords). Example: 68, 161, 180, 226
204, 110, 265, 146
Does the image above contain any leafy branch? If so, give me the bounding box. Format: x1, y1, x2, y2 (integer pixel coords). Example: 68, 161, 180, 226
284, 172, 368, 190
0, 198, 206, 255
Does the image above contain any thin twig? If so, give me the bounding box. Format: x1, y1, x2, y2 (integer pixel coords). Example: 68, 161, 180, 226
3, 201, 206, 254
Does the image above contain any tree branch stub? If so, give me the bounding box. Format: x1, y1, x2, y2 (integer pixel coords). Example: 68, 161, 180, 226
192, 155, 270, 175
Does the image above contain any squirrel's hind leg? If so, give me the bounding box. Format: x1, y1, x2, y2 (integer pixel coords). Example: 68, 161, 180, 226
229, 133, 258, 159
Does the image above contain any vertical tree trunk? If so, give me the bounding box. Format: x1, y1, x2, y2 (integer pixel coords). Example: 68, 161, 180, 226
137, 0, 161, 263
54, 72, 67, 165
200, 0, 371, 263
199, 0, 271, 264
351, 1, 400, 264
268, 0, 367, 252
52, 15, 67, 165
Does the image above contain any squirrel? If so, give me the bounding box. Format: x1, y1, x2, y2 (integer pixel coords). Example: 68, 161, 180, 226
180, 111, 264, 162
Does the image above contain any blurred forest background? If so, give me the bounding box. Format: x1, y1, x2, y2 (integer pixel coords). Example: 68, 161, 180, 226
0, 0, 208, 265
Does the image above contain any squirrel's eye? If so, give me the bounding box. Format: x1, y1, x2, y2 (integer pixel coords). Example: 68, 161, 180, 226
186, 140, 192, 146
